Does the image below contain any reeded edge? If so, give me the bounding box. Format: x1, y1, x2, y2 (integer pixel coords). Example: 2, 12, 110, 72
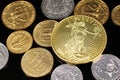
51, 15, 107, 64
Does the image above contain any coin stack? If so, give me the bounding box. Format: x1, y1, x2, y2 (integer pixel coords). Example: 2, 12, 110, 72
0, 0, 120, 80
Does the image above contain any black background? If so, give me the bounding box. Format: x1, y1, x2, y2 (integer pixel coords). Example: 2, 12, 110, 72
0, 0, 120, 80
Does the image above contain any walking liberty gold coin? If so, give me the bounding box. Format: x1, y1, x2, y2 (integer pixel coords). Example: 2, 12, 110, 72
33, 20, 58, 47
21, 47, 54, 78
51, 15, 107, 64
74, 0, 109, 25
6, 30, 33, 54
111, 5, 120, 26
2, 1, 36, 30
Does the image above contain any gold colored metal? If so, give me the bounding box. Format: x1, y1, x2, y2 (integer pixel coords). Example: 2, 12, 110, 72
21, 47, 54, 78
6, 30, 33, 54
74, 0, 109, 25
51, 15, 107, 64
111, 5, 120, 26
2, 1, 36, 30
33, 20, 58, 47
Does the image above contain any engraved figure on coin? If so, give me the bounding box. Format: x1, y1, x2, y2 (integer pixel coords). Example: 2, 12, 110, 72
63, 21, 101, 57
8, 6, 29, 28
0, 52, 3, 61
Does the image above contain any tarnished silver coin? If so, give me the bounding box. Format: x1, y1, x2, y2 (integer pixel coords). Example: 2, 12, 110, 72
91, 54, 120, 80
0, 42, 9, 70
51, 64, 83, 80
41, 0, 74, 19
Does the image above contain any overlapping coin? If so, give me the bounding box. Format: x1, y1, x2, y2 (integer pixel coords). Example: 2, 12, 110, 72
41, 0, 74, 19
74, 0, 109, 24
2, 0, 36, 30
51, 15, 107, 64
6, 30, 33, 54
91, 54, 120, 80
111, 5, 120, 26
51, 64, 83, 80
0, 42, 9, 70
33, 20, 58, 47
21, 47, 54, 78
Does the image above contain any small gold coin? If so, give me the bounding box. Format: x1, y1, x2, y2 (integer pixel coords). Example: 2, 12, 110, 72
74, 0, 109, 25
51, 15, 107, 64
6, 30, 33, 54
21, 47, 54, 78
33, 20, 58, 47
2, 1, 36, 30
111, 5, 120, 26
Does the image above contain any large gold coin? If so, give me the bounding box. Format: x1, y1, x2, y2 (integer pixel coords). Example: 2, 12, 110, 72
21, 47, 54, 78
2, 1, 36, 30
33, 20, 58, 47
51, 15, 107, 64
111, 5, 120, 26
6, 30, 33, 54
74, 0, 109, 25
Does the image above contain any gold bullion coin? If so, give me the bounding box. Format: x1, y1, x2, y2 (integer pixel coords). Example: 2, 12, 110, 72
21, 47, 54, 78
6, 30, 33, 54
2, 1, 36, 30
33, 20, 58, 47
74, 0, 109, 25
111, 5, 120, 26
51, 15, 107, 64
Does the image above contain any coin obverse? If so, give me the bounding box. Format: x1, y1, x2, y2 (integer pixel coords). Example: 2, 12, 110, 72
91, 54, 120, 80
41, 0, 75, 19
6, 30, 33, 54
33, 20, 58, 47
51, 15, 107, 64
21, 47, 54, 78
2, 0, 36, 30
111, 5, 120, 26
0, 42, 9, 70
51, 64, 83, 80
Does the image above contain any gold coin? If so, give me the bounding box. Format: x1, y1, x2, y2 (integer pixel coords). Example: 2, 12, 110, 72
21, 47, 54, 78
111, 5, 120, 26
6, 30, 33, 54
74, 0, 109, 25
33, 20, 58, 47
2, 1, 36, 30
51, 15, 107, 64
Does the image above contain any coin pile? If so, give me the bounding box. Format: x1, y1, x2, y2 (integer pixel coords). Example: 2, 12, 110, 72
0, 0, 120, 80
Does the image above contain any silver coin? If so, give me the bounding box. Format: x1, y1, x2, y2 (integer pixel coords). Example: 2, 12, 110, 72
0, 42, 9, 70
51, 64, 83, 80
41, 0, 74, 19
91, 54, 120, 80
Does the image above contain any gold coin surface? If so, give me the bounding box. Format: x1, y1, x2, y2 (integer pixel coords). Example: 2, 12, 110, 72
6, 30, 33, 54
74, 0, 109, 25
2, 1, 36, 30
21, 47, 54, 78
51, 15, 107, 64
111, 5, 120, 26
33, 20, 58, 47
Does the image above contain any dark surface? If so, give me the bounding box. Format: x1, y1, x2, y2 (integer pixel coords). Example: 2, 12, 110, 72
0, 0, 120, 80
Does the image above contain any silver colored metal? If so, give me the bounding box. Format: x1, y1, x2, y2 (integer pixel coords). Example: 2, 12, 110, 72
0, 42, 9, 70
51, 64, 83, 80
41, 0, 74, 19
91, 54, 120, 80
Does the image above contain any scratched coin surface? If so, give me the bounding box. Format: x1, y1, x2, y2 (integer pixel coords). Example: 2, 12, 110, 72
91, 54, 120, 80
21, 47, 54, 77
111, 5, 120, 26
74, 0, 109, 24
2, 1, 36, 30
51, 15, 107, 64
51, 64, 83, 80
0, 42, 9, 70
41, 0, 74, 19
33, 20, 58, 47
6, 30, 33, 54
